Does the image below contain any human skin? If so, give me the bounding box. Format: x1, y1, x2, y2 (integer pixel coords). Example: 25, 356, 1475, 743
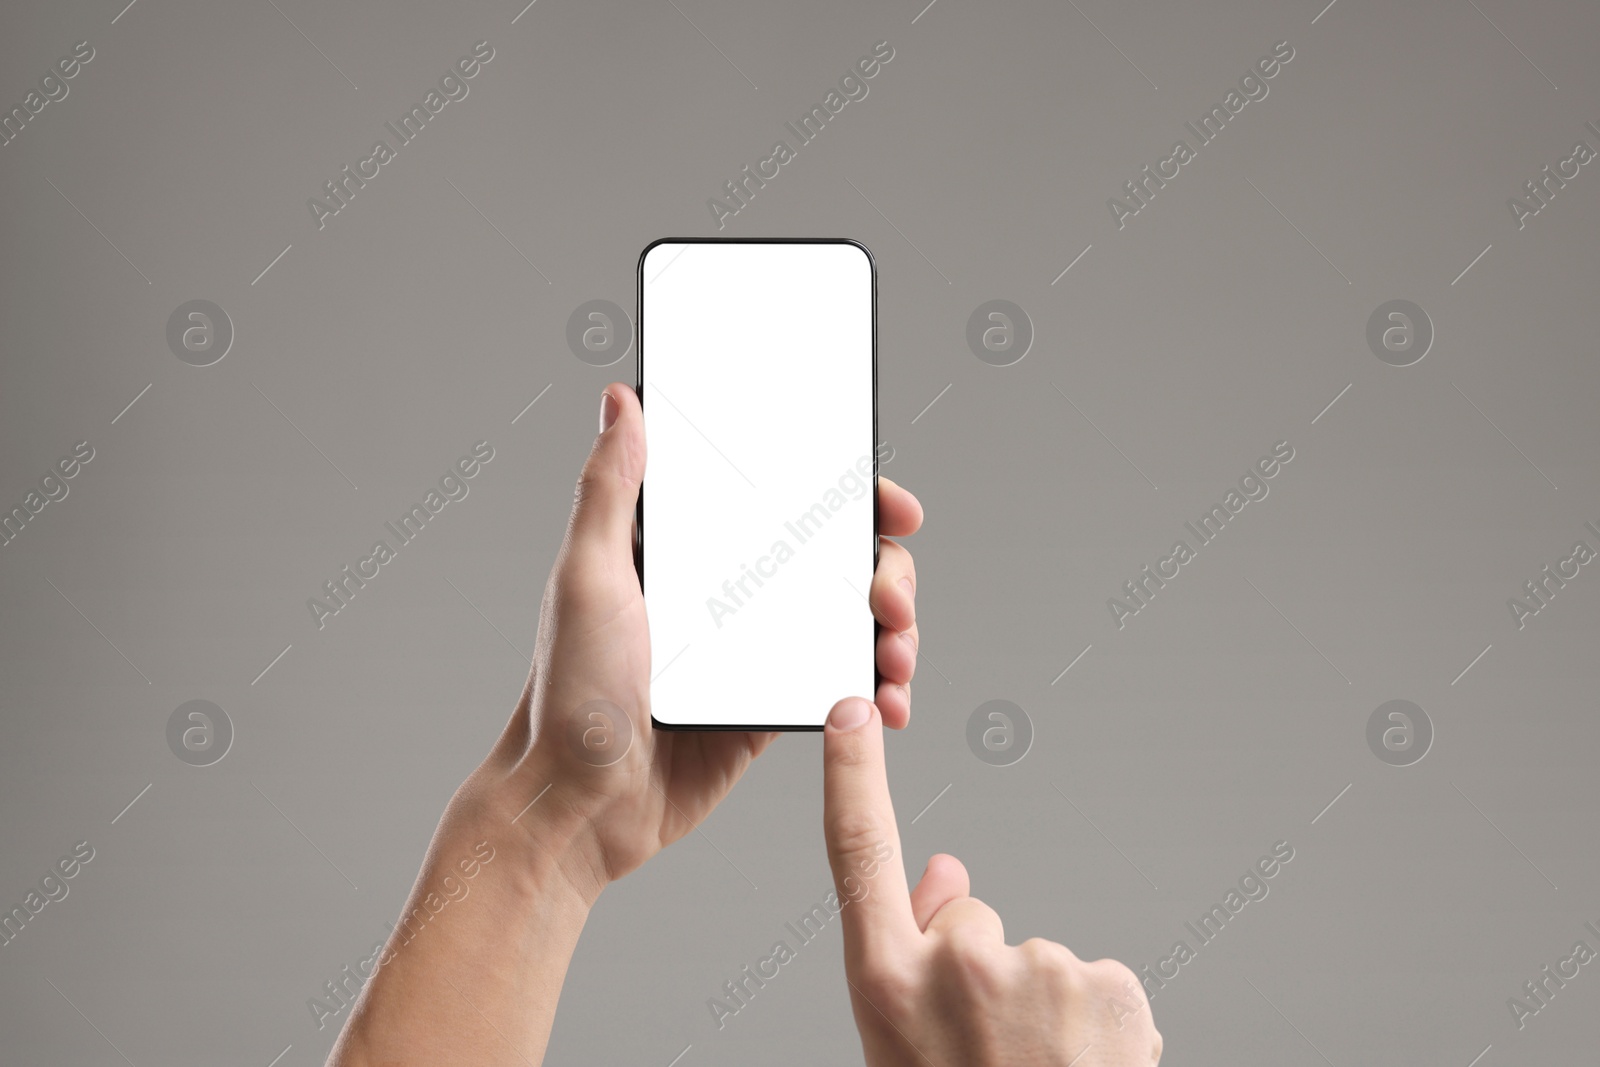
821, 696, 1164, 1066
325, 383, 924, 1065
326, 382, 1158, 1066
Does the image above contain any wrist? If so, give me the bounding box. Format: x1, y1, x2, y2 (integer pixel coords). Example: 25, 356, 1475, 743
328, 774, 601, 1066
455, 753, 613, 913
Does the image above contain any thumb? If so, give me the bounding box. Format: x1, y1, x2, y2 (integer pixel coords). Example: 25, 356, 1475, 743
823, 698, 919, 967
566, 384, 645, 560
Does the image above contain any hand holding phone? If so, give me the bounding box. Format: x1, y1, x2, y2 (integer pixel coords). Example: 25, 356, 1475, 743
499, 379, 921, 893
326, 262, 922, 1066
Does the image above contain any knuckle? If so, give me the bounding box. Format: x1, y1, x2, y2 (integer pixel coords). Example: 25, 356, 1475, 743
1055, 957, 1090, 999
825, 807, 886, 865
1031, 947, 1089, 998
1088, 956, 1140, 992
1018, 937, 1072, 976
573, 445, 638, 507
854, 958, 916, 1014
892, 544, 916, 586
1017, 935, 1050, 960
935, 923, 1001, 984
571, 472, 600, 513
942, 923, 985, 959
1083, 957, 1153, 1034
828, 726, 876, 770
573, 462, 613, 506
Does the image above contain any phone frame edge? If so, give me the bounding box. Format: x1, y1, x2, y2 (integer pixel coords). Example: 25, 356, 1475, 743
635, 236, 879, 732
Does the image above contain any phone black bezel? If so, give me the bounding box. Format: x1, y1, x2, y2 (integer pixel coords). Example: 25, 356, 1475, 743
635, 236, 880, 732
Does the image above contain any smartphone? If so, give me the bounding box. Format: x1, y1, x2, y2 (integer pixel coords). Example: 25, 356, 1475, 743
637, 238, 879, 730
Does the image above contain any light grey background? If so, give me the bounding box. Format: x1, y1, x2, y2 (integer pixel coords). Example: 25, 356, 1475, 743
2, 0, 1597, 1064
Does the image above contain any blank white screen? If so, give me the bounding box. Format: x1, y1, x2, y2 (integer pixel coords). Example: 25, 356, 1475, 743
640, 241, 876, 728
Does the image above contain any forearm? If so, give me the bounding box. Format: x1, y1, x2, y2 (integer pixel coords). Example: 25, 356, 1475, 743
327, 773, 605, 1066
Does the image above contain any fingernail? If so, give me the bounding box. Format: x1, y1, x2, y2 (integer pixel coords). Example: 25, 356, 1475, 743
598, 389, 619, 434
899, 631, 917, 651
898, 577, 914, 596
829, 698, 871, 731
